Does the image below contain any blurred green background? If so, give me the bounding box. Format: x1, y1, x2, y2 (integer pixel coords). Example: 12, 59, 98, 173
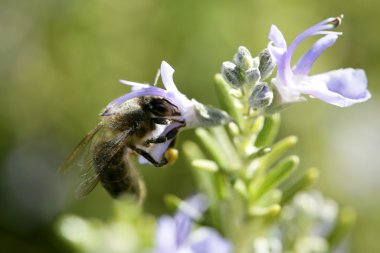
1, 0, 379, 252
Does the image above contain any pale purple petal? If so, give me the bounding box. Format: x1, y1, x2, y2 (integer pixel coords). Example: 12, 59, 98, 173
174, 213, 192, 247
155, 216, 178, 253
286, 17, 338, 58
297, 68, 371, 107
268, 25, 290, 86
161, 61, 180, 93
159, 61, 203, 127
101, 86, 167, 116
154, 194, 232, 253
174, 194, 207, 247
268, 44, 288, 86
272, 77, 304, 104
177, 194, 208, 220
293, 34, 339, 76
268, 16, 370, 107
188, 228, 233, 253
324, 68, 368, 99
269, 25, 287, 49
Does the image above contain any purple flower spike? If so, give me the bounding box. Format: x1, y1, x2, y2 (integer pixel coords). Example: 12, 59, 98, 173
102, 61, 231, 165
268, 15, 371, 107
154, 194, 233, 253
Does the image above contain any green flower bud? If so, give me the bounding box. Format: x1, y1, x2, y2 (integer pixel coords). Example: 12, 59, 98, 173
233, 46, 253, 70
249, 82, 274, 110
259, 48, 275, 80
245, 67, 261, 84
221, 61, 244, 88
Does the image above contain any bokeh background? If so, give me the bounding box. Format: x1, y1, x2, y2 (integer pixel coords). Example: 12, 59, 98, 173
1, 0, 379, 252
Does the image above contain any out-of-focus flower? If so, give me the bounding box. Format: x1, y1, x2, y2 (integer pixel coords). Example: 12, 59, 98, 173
154, 194, 233, 253
268, 15, 371, 107
279, 191, 343, 253
102, 61, 231, 163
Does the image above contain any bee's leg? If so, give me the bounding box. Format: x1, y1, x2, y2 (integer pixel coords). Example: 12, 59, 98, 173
130, 146, 168, 167
152, 118, 186, 126
144, 136, 167, 144
144, 127, 180, 145
151, 118, 170, 125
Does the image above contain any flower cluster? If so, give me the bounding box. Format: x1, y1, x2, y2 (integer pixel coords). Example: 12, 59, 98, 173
268, 15, 370, 107
154, 194, 232, 253
221, 15, 370, 115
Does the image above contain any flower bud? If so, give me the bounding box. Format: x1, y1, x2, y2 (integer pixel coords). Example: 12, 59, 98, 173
245, 67, 261, 85
259, 48, 275, 80
249, 82, 274, 110
233, 46, 253, 70
221, 61, 244, 88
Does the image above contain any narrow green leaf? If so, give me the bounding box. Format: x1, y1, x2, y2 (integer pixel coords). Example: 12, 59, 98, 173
253, 189, 282, 208
215, 173, 230, 200
233, 179, 248, 199
280, 168, 319, 204
183, 141, 216, 200
192, 159, 219, 172
246, 136, 298, 177
250, 155, 299, 201
249, 116, 265, 135
246, 146, 271, 160
182, 141, 205, 160
210, 126, 241, 170
195, 128, 228, 168
255, 113, 281, 147
214, 73, 243, 127
249, 204, 281, 217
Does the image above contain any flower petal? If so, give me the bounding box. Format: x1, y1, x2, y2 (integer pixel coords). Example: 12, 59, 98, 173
174, 213, 193, 247
297, 68, 371, 107
188, 228, 233, 253
161, 61, 180, 93
272, 77, 304, 104
155, 216, 178, 253
269, 25, 287, 49
287, 17, 340, 59
177, 194, 208, 220
101, 86, 168, 116
293, 34, 339, 76
268, 25, 292, 87
268, 45, 288, 86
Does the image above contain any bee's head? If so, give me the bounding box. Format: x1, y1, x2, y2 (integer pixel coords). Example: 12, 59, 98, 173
143, 96, 181, 117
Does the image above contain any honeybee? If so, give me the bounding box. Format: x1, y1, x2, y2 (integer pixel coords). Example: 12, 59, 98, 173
59, 96, 185, 200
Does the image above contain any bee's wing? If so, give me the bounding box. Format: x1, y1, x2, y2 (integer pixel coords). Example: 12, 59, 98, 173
75, 174, 100, 199
59, 123, 104, 174
60, 123, 108, 199
75, 128, 135, 199
65, 124, 134, 199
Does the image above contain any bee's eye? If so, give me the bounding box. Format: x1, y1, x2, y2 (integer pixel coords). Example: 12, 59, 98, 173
147, 98, 180, 116
149, 99, 168, 115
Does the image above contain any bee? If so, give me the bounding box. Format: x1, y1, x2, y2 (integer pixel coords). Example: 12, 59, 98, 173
59, 96, 185, 200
